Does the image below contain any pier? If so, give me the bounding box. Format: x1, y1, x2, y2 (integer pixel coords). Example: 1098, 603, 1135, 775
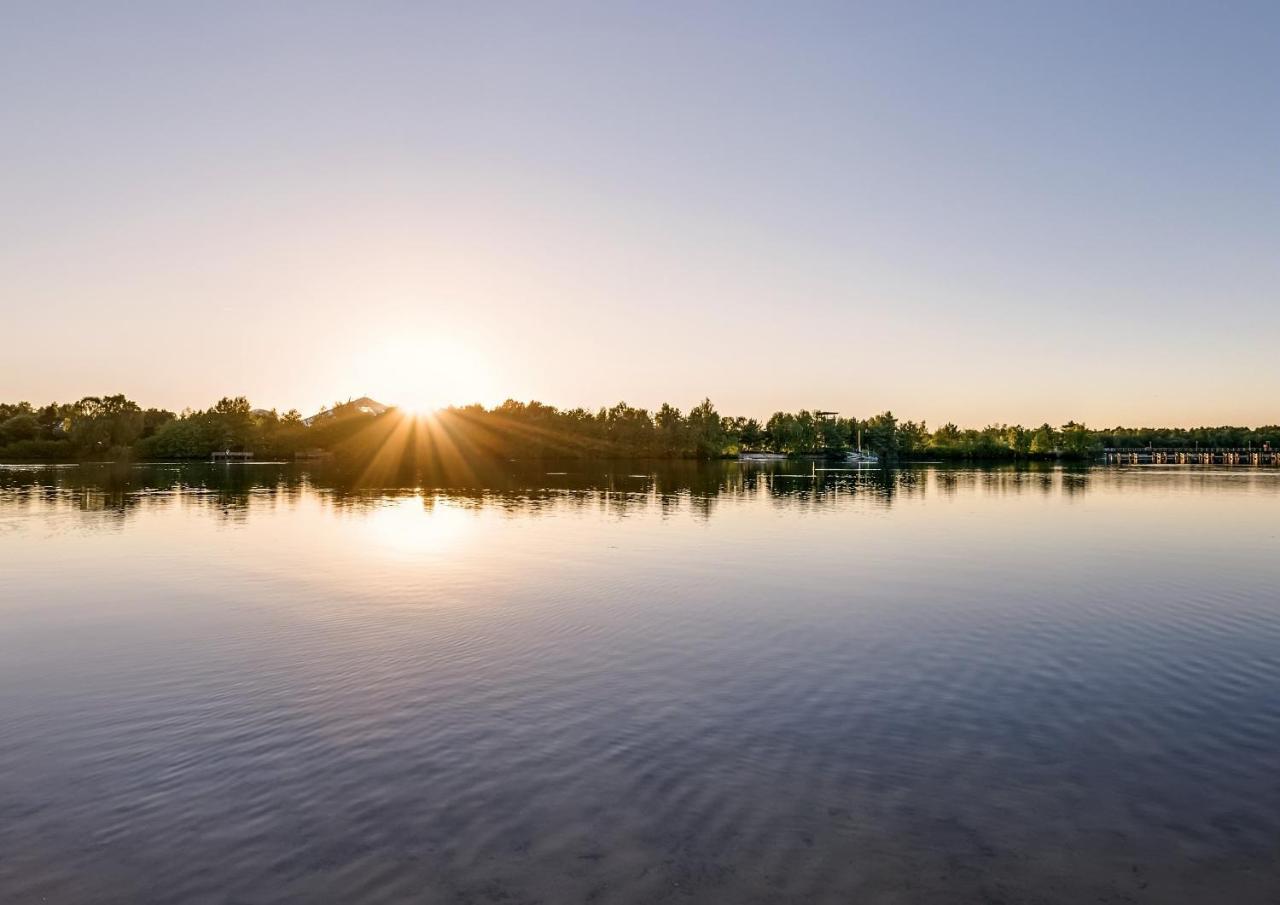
1103, 448, 1280, 465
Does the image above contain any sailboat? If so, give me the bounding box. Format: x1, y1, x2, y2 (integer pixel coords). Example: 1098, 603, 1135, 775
846, 429, 880, 465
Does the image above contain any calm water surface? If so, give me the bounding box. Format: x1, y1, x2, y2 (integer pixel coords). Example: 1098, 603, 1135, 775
2, 462, 1278, 904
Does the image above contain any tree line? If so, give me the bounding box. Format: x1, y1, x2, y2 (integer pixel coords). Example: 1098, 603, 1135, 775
2, 394, 1278, 463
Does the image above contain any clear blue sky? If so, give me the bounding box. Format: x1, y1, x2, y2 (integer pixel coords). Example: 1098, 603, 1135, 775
3, 1, 1277, 425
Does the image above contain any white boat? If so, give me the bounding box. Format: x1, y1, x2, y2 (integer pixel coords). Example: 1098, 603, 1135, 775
738, 452, 788, 462
845, 428, 879, 465
845, 450, 880, 465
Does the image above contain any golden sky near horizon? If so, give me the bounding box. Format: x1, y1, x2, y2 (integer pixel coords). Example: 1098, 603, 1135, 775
3, 4, 1277, 427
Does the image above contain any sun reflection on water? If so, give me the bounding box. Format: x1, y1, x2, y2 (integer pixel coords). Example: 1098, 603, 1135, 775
362, 495, 473, 558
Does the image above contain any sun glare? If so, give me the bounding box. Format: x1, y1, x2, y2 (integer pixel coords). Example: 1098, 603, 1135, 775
360, 337, 496, 415
365, 495, 472, 558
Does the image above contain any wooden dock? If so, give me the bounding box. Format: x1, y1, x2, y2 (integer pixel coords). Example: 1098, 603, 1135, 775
1103, 448, 1280, 465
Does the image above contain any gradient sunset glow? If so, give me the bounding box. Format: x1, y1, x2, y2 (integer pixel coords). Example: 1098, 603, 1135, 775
3, 3, 1277, 426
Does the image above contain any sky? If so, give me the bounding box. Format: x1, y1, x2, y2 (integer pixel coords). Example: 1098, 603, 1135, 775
2, 1, 1278, 426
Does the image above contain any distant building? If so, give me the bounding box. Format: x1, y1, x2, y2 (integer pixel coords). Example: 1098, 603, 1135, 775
303, 397, 388, 426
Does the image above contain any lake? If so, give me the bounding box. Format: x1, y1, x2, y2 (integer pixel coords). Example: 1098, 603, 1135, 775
2, 461, 1278, 904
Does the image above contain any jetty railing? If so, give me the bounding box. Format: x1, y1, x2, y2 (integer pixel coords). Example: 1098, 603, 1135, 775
1102, 448, 1280, 465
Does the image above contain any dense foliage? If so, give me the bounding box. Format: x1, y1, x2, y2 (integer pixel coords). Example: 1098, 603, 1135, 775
0, 395, 174, 461
3, 394, 1278, 463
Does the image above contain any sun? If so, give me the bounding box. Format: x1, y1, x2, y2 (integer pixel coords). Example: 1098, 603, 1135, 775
359, 336, 496, 415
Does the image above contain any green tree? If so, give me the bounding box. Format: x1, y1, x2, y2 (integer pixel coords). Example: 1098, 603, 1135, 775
898, 420, 929, 456
655, 403, 686, 456
0, 413, 39, 444
735, 417, 765, 450
1005, 425, 1031, 458
1030, 423, 1058, 456
1059, 421, 1098, 459
687, 398, 725, 459
863, 411, 899, 460
765, 412, 799, 453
